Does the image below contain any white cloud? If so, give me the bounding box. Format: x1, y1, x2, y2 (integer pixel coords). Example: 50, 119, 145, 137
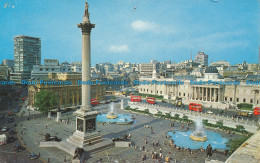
109, 44, 129, 53
131, 20, 159, 32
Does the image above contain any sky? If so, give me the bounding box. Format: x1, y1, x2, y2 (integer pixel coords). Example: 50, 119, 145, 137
0, 0, 259, 65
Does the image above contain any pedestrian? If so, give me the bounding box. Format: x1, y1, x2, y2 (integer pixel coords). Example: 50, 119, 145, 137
159, 148, 162, 153
64, 156, 66, 162
153, 142, 154, 147
206, 144, 213, 158
46, 125, 48, 129
145, 138, 147, 144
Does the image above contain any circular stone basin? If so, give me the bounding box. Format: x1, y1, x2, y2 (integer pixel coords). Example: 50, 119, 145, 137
167, 130, 229, 150
97, 114, 134, 124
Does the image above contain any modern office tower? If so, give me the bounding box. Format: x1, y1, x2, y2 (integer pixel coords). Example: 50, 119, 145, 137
10, 35, 41, 84
194, 51, 208, 66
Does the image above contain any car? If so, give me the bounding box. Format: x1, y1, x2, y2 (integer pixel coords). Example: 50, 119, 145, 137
8, 136, 16, 143
14, 145, 24, 152
1, 127, 8, 132
9, 130, 17, 135
28, 153, 39, 160
207, 111, 213, 114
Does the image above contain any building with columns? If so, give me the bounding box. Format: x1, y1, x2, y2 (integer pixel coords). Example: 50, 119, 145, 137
138, 66, 260, 109
27, 73, 106, 109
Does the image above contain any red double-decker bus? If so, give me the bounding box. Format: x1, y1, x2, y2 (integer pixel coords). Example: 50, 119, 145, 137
147, 97, 156, 104
91, 98, 99, 106
131, 96, 141, 102
189, 103, 202, 112
254, 107, 260, 115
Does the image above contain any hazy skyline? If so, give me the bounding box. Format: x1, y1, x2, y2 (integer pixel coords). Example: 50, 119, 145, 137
0, 0, 259, 65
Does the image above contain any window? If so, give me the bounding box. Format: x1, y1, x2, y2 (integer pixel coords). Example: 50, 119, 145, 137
243, 98, 246, 103
40, 68, 43, 71
179, 92, 181, 96
257, 100, 259, 104
52, 68, 54, 71
225, 97, 227, 101
183, 93, 185, 96
151, 90, 152, 93
230, 98, 232, 102
46, 68, 49, 71
250, 99, 253, 103
147, 89, 148, 92
157, 91, 158, 93
236, 98, 239, 102
140, 88, 142, 91
160, 91, 162, 94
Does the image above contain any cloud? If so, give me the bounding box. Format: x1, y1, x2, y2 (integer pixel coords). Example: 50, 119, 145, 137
109, 44, 129, 53
171, 30, 248, 50
131, 20, 159, 32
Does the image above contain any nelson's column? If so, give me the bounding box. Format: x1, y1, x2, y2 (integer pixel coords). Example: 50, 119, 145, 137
39, 1, 113, 156
65, 1, 111, 150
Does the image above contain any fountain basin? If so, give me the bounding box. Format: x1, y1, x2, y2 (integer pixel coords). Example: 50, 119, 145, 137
167, 130, 229, 150
97, 114, 134, 125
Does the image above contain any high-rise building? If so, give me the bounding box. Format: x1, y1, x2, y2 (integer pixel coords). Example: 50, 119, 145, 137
194, 51, 208, 66
10, 35, 41, 84
2, 59, 14, 69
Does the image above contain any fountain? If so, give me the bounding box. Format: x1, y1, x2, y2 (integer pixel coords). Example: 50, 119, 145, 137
97, 102, 134, 124
190, 117, 207, 142
107, 103, 118, 119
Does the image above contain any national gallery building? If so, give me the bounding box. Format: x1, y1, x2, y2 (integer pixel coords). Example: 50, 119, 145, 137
138, 66, 260, 109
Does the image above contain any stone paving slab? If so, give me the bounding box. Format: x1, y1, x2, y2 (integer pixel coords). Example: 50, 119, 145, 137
16, 102, 234, 163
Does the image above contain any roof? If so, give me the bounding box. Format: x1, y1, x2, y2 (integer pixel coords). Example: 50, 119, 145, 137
205, 66, 218, 73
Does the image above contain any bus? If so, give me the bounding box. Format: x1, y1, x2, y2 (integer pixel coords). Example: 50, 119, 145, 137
147, 97, 156, 104
131, 96, 141, 102
91, 99, 99, 106
189, 103, 202, 112
254, 107, 260, 115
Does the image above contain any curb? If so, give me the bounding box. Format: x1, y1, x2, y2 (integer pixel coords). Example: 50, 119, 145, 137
16, 125, 48, 163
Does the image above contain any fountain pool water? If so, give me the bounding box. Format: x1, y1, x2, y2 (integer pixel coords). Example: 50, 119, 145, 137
97, 103, 134, 124
97, 114, 134, 124
167, 130, 229, 150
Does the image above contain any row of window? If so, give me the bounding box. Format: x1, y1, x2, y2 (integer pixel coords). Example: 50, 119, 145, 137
224, 97, 258, 104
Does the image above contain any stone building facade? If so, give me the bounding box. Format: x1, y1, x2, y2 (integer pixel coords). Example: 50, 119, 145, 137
138, 66, 260, 109
28, 73, 105, 109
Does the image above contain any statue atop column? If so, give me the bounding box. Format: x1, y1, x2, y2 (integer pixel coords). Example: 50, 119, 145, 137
83, 1, 90, 23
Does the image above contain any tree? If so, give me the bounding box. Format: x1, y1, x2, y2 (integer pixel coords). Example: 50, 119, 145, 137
216, 120, 224, 129
202, 119, 208, 125
174, 114, 180, 119
235, 125, 245, 132
226, 136, 250, 154
182, 115, 189, 122
34, 90, 57, 114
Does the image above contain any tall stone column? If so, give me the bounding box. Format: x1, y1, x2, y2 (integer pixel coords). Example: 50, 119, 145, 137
67, 1, 102, 148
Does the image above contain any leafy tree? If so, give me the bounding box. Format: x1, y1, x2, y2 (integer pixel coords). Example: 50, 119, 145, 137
182, 115, 189, 122
202, 119, 208, 125
226, 136, 250, 154
165, 113, 172, 119
144, 109, 150, 114
174, 114, 180, 119
235, 125, 245, 132
216, 120, 224, 129
34, 90, 57, 114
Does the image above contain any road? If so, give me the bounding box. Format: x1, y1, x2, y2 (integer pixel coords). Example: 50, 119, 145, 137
0, 86, 43, 163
